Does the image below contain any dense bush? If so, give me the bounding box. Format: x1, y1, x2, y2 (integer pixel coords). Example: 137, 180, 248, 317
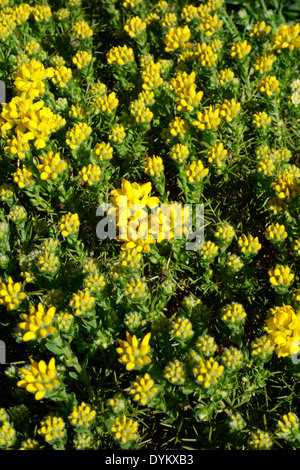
0, 0, 299, 450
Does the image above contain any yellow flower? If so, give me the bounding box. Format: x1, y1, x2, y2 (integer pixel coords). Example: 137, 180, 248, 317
59, 212, 80, 237
78, 164, 101, 186
185, 160, 209, 183
38, 415, 66, 443
13, 58, 54, 99
268, 265, 294, 288
17, 357, 60, 400
265, 304, 300, 358
141, 61, 163, 90
36, 151, 67, 180
116, 331, 151, 370
253, 52, 276, 74
163, 25, 192, 52
238, 233, 261, 256
257, 75, 280, 96
93, 141, 113, 161
218, 68, 234, 85
13, 165, 35, 188
72, 50, 92, 69
111, 415, 139, 444
199, 14, 223, 36
69, 288, 95, 316
18, 303, 57, 342
91, 92, 119, 115
216, 98, 241, 122
207, 142, 227, 167
129, 373, 158, 405
231, 39, 252, 59
265, 222, 287, 242
194, 42, 218, 66
73, 20, 93, 39
124, 16, 146, 38
66, 122, 92, 149
253, 111, 271, 129
51, 65, 72, 87
192, 357, 224, 388
250, 21, 271, 40
106, 45, 134, 65
164, 359, 186, 384
193, 105, 221, 130
0, 276, 26, 311
272, 167, 300, 202
68, 402, 96, 428
144, 155, 164, 178
272, 23, 300, 52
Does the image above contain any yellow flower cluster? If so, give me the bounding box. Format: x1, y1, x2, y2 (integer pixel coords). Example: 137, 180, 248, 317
276, 413, 299, 440
93, 141, 113, 161
257, 75, 280, 96
194, 42, 218, 67
163, 25, 192, 52
192, 357, 224, 388
265, 222, 288, 242
130, 98, 153, 124
141, 61, 164, 90
164, 359, 186, 384
111, 415, 139, 444
196, 334, 217, 357
249, 429, 272, 450
238, 233, 262, 256
116, 331, 151, 370
36, 151, 67, 181
250, 21, 271, 40
17, 357, 60, 400
217, 99, 241, 122
193, 105, 221, 130
0, 276, 26, 311
78, 164, 101, 186
124, 277, 148, 300
129, 373, 158, 405
251, 335, 274, 361
0, 412, 16, 449
69, 288, 95, 316
144, 155, 164, 178
73, 20, 93, 39
221, 346, 243, 371
253, 52, 276, 74
72, 50, 92, 69
231, 40, 252, 59
51, 65, 72, 87
170, 316, 194, 341
13, 59, 54, 99
185, 160, 209, 183
59, 212, 80, 237
169, 71, 203, 112
268, 265, 294, 289
199, 240, 218, 261
107, 45, 134, 65
199, 14, 223, 36
218, 68, 234, 85
272, 23, 300, 52
0, 96, 66, 149
265, 304, 300, 358
221, 302, 246, 325
124, 16, 146, 38
252, 111, 271, 129
272, 166, 300, 202
18, 303, 57, 342
38, 415, 66, 444
68, 402, 96, 428
66, 122, 92, 149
